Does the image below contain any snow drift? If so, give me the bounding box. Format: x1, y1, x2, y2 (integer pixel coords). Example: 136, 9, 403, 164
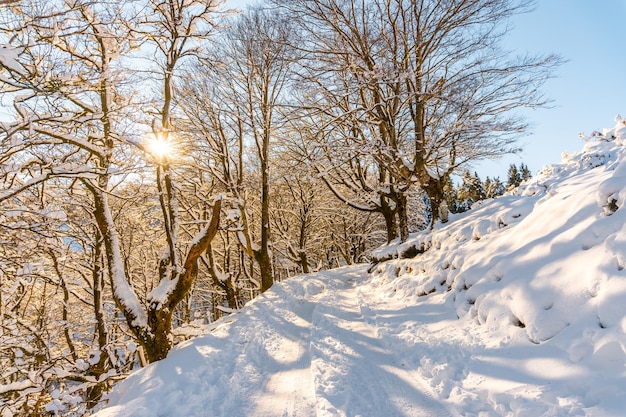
93, 118, 626, 417
368, 118, 626, 415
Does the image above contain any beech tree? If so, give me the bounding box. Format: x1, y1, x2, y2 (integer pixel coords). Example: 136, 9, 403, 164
0, 5, 143, 410
271, 162, 324, 275
177, 70, 253, 308
274, 0, 560, 241
128, 0, 226, 361
178, 6, 295, 293
0, 0, 225, 367
223, 7, 297, 292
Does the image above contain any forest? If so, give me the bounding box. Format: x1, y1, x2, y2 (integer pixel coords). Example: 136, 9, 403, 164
0, 0, 558, 415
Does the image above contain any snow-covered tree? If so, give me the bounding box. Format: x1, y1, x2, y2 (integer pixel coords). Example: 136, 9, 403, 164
178, 6, 295, 293
520, 163, 532, 182
484, 176, 506, 199
271, 0, 560, 240
458, 171, 487, 211
0, 0, 225, 368
176, 68, 253, 312
271, 163, 325, 275
0, 3, 145, 410
507, 164, 522, 189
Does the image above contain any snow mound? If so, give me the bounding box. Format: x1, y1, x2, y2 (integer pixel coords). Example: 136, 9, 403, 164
365, 118, 626, 415
371, 119, 626, 342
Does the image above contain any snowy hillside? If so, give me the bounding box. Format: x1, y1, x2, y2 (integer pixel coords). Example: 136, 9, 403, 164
93, 119, 626, 417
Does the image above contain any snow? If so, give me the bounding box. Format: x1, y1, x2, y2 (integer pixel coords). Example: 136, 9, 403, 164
0, 380, 33, 396
94, 268, 449, 417
0, 45, 26, 75
146, 277, 179, 307
94, 119, 626, 417
99, 190, 148, 328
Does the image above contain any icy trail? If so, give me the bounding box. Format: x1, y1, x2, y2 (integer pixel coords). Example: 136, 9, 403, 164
94, 266, 451, 417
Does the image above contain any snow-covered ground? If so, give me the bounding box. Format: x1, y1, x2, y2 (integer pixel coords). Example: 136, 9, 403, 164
94, 119, 626, 417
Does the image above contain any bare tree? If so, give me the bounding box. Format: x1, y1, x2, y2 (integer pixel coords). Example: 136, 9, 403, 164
227, 7, 297, 292
271, 156, 325, 275
0, 0, 224, 365
127, 0, 227, 360
0, 4, 143, 408
274, 0, 561, 241
179, 6, 296, 293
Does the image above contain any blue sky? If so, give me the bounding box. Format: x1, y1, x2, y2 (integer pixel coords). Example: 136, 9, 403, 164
479, 0, 626, 179
225, 0, 626, 179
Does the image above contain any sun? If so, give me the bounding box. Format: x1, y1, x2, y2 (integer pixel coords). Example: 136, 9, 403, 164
146, 135, 175, 161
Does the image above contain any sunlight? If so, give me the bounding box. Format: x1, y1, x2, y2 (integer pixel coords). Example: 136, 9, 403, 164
146, 133, 175, 162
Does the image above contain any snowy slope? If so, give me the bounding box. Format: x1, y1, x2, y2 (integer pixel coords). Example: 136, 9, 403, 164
94, 119, 626, 417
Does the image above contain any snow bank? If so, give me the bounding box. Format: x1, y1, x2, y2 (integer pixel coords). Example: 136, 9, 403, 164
366, 118, 626, 415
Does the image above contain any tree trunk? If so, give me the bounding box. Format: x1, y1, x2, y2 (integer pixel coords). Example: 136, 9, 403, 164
143, 199, 223, 362
424, 177, 449, 227
299, 251, 310, 274
86, 234, 110, 408
258, 120, 274, 291
256, 249, 273, 293
225, 276, 238, 310
380, 197, 398, 243
396, 193, 410, 242
204, 244, 239, 311
143, 307, 174, 362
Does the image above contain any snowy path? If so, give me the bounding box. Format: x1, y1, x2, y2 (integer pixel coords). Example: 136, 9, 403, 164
239, 294, 318, 416
225, 266, 450, 416
310, 268, 451, 417
94, 266, 451, 417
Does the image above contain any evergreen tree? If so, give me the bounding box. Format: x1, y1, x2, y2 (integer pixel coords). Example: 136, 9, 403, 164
458, 171, 486, 211
484, 177, 493, 197
444, 181, 462, 214
507, 164, 522, 189
485, 176, 506, 198
507, 163, 532, 190
520, 163, 532, 181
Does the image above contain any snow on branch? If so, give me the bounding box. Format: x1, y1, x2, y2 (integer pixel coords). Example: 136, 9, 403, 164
0, 44, 27, 75
148, 198, 223, 308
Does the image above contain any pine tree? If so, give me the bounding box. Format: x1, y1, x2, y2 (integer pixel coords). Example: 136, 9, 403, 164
444, 181, 461, 214
470, 171, 487, 201
507, 164, 522, 189
458, 171, 486, 211
520, 163, 532, 182
484, 177, 492, 197
485, 176, 506, 198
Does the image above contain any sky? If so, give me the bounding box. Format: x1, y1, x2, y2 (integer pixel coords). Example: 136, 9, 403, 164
481, 0, 626, 178
224, 0, 626, 180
